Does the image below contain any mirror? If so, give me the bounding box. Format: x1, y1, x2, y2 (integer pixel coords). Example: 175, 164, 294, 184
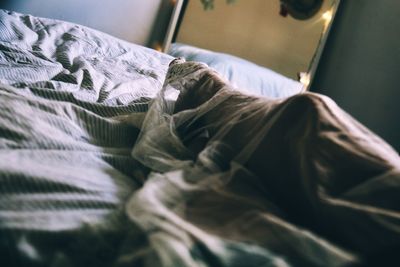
165, 0, 340, 91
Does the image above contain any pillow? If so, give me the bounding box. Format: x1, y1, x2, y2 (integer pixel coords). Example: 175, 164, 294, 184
169, 43, 304, 98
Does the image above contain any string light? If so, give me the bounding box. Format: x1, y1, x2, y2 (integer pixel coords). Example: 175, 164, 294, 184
153, 42, 163, 52
322, 10, 333, 22
322, 9, 333, 29
299, 72, 311, 87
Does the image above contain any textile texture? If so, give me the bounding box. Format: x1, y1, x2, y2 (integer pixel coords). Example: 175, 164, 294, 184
1, 9, 400, 267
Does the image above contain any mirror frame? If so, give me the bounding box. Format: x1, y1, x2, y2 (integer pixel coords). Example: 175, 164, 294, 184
163, 0, 341, 92
306, 0, 341, 91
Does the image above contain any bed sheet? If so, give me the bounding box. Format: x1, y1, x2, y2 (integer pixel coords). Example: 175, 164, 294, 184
1, 9, 400, 267
0, 9, 172, 267
0, 9, 173, 105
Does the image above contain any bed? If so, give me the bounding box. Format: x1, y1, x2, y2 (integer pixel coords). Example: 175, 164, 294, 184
1, 9, 399, 267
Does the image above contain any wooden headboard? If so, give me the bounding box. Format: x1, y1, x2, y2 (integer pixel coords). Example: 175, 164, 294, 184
0, 0, 178, 48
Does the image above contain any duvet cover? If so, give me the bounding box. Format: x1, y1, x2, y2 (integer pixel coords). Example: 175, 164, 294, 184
1, 9, 400, 267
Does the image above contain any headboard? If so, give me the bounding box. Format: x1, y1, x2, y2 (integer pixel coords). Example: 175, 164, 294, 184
0, 0, 177, 48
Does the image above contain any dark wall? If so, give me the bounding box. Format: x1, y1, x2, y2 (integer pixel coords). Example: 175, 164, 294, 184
311, 0, 400, 152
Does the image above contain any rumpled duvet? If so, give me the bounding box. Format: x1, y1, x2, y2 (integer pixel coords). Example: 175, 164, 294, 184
1, 9, 400, 267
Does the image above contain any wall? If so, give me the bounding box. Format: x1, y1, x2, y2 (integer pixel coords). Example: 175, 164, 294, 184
176, 0, 334, 79
311, 0, 400, 152
0, 0, 174, 47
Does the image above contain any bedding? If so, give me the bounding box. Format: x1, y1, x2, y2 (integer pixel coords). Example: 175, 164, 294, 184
0, 9, 172, 267
168, 42, 304, 98
1, 9, 400, 267
0, 9, 172, 105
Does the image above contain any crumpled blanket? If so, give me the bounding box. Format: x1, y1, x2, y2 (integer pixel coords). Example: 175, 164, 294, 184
0, 9, 171, 105
125, 59, 400, 267
1, 51, 399, 266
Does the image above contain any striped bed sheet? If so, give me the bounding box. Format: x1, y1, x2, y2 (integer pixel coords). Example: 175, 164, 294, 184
0, 9, 174, 266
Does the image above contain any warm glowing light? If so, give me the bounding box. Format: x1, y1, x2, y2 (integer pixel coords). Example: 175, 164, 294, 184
322, 10, 333, 23
299, 72, 311, 87
153, 42, 163, 52
321, 10, 333, 31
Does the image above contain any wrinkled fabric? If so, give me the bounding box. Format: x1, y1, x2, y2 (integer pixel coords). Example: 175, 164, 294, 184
0, 9, 169, 267
0, 9, 172, 105
125, 59, 400, 267
1, 9, 400, 267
